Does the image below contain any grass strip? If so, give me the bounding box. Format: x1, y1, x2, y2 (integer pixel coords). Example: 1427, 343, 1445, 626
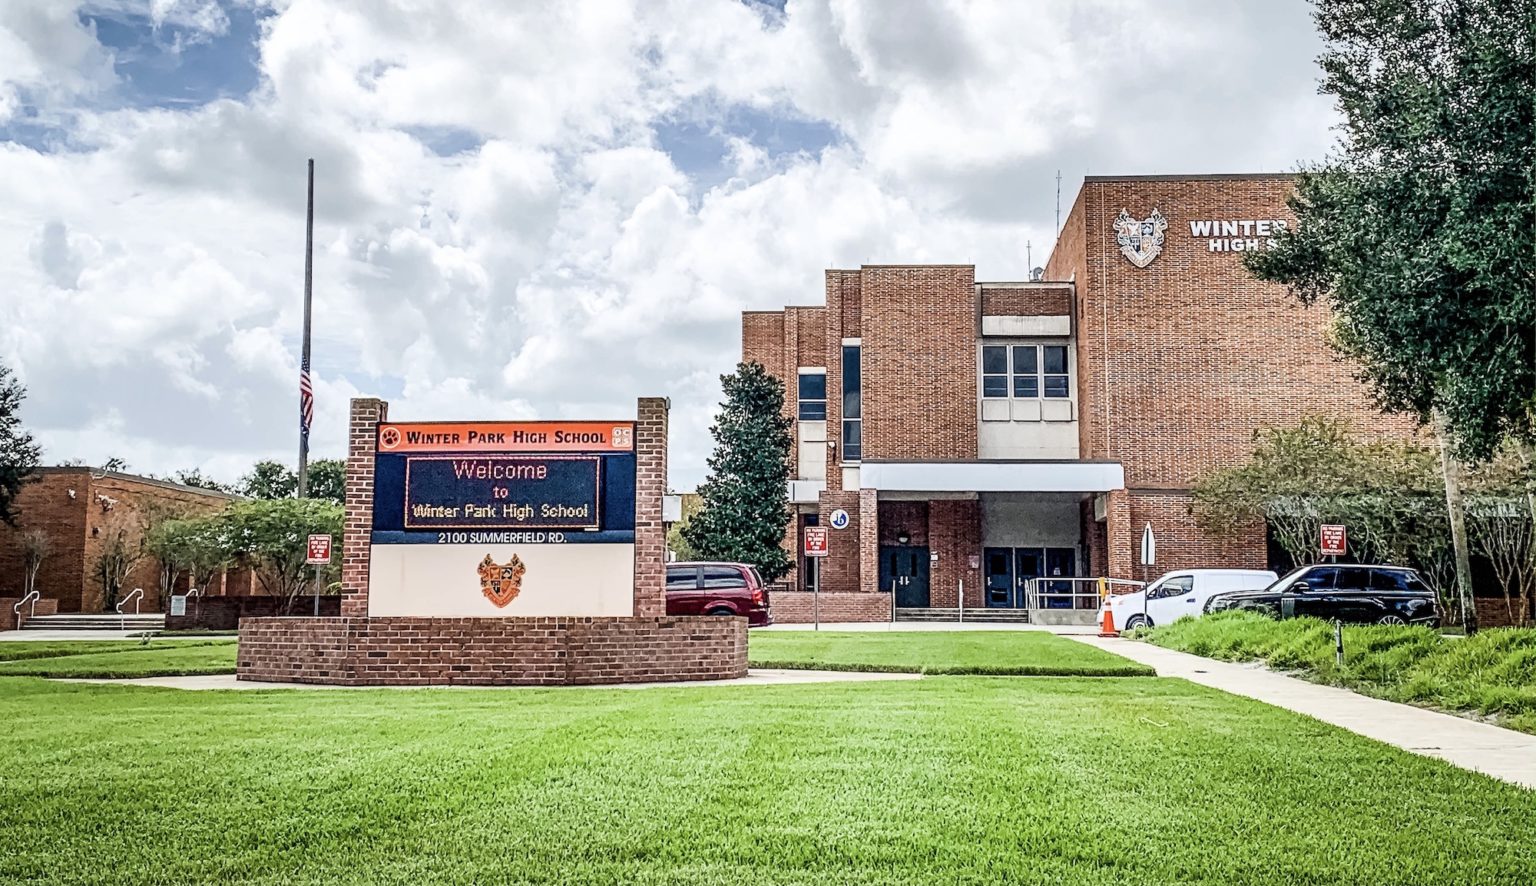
1135, 611, 1536, 733
0, 643, 238, 678
0, 639, 234, 663
747, 630, 1149, 676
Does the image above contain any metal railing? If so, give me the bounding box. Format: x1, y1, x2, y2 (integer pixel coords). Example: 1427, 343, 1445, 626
1025, 577, 1145, 611
116, 587, 144, 630
12, 590, 40, 628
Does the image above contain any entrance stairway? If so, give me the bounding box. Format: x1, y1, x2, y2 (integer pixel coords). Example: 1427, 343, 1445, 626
895, 607, 1032, 624
20, 613, 166, 633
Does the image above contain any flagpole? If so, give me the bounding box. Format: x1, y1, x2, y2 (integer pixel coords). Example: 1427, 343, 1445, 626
297, 158, 314, 499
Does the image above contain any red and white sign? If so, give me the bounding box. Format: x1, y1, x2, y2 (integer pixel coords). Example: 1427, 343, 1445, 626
306, 534, 333, 565
803, 527, 829, 558
1320, 525, 1347, 557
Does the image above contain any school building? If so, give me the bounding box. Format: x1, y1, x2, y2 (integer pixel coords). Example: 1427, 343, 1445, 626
742, 173, 1411, 624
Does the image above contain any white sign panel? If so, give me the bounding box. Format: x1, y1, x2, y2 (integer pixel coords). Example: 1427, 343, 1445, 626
169, 595, 187, 617
367, 543, 635, 617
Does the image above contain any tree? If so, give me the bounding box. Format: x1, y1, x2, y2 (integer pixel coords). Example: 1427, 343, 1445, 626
221, 498, 342, 614
683, 362, 793, 582
143, 513, 237, 611
237, 458, 344, 503
305, 459, 346, 504
1246, 1, 1536, 632
20, 528, 49, 597
170, 468, 236, 494
91, 513, 144, 612
0, 360, 41, 526
239, 460, 297, 499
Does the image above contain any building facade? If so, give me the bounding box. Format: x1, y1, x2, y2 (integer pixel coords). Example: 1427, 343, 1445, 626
743, 173, 1413, 623
0, 468, 253, 614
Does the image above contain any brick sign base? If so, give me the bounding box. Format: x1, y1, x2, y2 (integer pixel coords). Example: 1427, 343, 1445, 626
237, 616, 747, 686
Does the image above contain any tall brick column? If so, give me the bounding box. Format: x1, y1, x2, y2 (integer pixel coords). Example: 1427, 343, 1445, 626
1104, 488, 1134, 581
632, 397, 668, 617
858, 488, 879, 597
341, 398, 387, 617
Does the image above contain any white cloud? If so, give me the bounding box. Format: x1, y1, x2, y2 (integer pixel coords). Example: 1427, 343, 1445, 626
0, 0, 1336, 487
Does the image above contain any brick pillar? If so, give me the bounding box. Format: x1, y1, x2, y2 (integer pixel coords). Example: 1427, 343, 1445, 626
341, 398, 387, 617
633, 397, 668, 617
1105, 489, 1134, 581
858, 488, 879, 596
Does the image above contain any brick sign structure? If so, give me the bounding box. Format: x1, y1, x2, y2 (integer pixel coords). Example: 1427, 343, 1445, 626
236, 397, 747, 686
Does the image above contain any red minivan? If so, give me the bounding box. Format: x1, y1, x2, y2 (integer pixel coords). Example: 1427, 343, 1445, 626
665, 562, 772, 626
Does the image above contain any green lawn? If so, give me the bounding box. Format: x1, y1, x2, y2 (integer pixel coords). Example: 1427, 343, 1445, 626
749, 630, 1152, 676
1136, 611, 1536, 733
0, 676, 1529, 884
0, 638, 233, 664
0, 641, 238, 677
0, 632, 1147, 680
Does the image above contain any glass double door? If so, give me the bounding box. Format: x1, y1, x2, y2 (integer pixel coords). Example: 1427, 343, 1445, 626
983, 547, 1076, 608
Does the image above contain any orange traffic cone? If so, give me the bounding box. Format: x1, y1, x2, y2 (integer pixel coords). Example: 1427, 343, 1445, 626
1099, 602, 1118, 638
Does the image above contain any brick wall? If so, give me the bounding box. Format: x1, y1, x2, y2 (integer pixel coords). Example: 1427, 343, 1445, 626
824, 269, 861, 489
165, 595, 342, 631
816, 490, 862, 594
0, 597, 58, 631
861, 265, 978, 462
1475, 596, 1532, 629
341, 398, 387, 617
1127, 491, 1267, 578
980, 286, 1073, 317
0, 469, 243, 614
767, 592, 890, 624
633, 397, 668, 617
236, 616, 747, 685
928, 499, 982, 607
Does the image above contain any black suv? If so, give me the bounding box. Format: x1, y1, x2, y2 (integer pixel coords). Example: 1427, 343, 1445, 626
1204, 564, 1440, 627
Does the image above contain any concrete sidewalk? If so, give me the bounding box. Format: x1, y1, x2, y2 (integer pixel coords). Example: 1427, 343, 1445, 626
757, 622, 1098, 634
1072, 635, 1536, 790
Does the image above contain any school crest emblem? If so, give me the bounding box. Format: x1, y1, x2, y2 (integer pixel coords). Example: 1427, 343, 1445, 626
477, 553, 526, 608
1114, 208, 1168, 268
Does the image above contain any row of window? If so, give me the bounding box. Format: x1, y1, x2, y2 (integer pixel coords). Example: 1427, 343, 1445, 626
796, 342, 1071, 458
797, 345, 862, 461
982, 345, 1070, 399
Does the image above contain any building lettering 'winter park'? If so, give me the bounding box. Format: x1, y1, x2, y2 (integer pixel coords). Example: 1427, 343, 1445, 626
746, 173, 1410, 625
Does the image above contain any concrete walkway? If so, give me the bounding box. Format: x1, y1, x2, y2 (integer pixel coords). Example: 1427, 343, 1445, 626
54, 668, 923, 692
0, 629, 157, 641
1072, 635, 1536, 790
757, 621, 1099, 634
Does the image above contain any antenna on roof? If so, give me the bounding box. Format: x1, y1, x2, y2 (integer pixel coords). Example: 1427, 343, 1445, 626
1026, 239, 1032, 272
1055, 170, 1062, 234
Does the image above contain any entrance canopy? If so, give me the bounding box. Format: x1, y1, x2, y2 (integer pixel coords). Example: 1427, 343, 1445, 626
860, 460, 1124, 494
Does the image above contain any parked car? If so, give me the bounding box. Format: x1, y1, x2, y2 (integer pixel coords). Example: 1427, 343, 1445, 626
1203, 564, 1440, 626
665, 561, 772, 626
1104, 569, 1278, 630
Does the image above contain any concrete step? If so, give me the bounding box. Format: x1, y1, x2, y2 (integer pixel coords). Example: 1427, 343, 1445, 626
21, 614, 165, 631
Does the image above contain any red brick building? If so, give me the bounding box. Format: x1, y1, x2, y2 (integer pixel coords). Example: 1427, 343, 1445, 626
0, 468, 252, 615
743, 173, 1412, 623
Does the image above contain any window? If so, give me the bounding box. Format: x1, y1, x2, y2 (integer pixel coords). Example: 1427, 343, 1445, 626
666, 567, 699, 590
702, 566, 747, 589
981, 343, 1071, 402
797, 370, 826, 420
1299, 567, 1339, 591
1153, 576, 1193, 599
842, 344, 861, 461
1334, 567, 1371, 591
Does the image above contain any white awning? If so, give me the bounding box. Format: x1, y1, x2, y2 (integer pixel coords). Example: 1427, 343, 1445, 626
859, 461, 1124, 494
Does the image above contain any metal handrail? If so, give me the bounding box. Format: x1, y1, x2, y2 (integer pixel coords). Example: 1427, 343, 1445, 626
116, 588, 144, 629
1026, 577, 1146, 611
12, 590, 40, 627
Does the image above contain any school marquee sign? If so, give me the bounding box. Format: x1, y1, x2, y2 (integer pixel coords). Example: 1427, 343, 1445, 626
368, 420, 637, 618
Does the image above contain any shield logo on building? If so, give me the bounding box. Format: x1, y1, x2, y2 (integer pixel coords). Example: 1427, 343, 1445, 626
1114, 208, 1168, 268
477, 553, 527, 608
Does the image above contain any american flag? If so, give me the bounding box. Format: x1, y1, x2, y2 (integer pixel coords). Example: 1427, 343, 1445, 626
299, 355, 314, 439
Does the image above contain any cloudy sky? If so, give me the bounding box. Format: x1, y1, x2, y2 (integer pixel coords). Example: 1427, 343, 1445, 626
0, 0, 1336, 488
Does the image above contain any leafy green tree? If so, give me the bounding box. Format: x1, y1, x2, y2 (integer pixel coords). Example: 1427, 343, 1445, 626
684, 362, 793, 582
91, 512, 144, 612
144, 513, 237, 611
305, 459, 347, 504
170, 468, 236, 494
237, 458, 344, 503
1246, 1, 1536, 631
0, 360, 41, 526
221, 498, 342, 614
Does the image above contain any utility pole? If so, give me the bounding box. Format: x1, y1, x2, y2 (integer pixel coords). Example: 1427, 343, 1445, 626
297, 159, 315, 499
1055, 170, 1062, 234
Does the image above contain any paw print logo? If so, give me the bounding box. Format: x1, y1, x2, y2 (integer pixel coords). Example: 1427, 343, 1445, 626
379, 426, 402, 450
